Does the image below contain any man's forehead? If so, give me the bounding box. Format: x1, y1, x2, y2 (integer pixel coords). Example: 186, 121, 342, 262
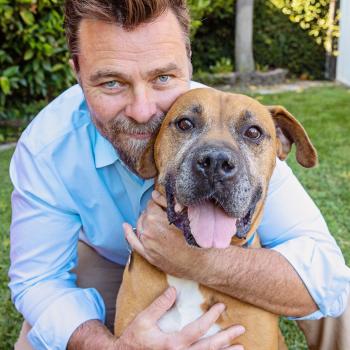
78, 11, 186, 53
77, 15, 189, 78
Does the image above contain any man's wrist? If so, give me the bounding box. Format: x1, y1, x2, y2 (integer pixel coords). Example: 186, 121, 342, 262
67, 319, 117, 350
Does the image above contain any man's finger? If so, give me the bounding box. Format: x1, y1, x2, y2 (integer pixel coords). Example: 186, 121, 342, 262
190, 325, 245, 350
179, 303, 226, 345
136, 213, 146, 239
152, 190, 167, 208
123, 223, 147, 258
140, 287, 177, 323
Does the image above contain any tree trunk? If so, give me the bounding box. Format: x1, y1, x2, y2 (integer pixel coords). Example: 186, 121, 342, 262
235, 0, 255, 74
325, 0, 338, 80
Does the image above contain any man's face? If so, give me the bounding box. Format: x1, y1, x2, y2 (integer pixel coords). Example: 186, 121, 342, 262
75, 10, 191, 173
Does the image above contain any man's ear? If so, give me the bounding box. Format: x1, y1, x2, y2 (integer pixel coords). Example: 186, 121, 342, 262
268, 106, 318, 168
134, 139, 158, 179
69, 58, 81, 84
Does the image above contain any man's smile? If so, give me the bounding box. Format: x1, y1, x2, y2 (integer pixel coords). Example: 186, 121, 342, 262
126, 132, 153, 140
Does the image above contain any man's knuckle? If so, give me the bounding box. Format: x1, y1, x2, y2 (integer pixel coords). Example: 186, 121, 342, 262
153, 296, 170, 309
164, 338, 182, 350
197, 320, 209, 337
207, 339, 217, 350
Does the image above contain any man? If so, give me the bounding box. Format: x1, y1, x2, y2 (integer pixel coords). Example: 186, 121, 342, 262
9, 1, 350, 349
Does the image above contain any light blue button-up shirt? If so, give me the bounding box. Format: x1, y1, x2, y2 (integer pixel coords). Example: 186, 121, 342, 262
9, 84, 350, 350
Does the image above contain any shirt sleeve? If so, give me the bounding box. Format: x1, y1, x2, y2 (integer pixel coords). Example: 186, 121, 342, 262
8, 139, 106, 349
258, 158, 350, 319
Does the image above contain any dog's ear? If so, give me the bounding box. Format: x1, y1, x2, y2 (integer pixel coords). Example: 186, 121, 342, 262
135, 139, 158, 179
267, 106, 318, 168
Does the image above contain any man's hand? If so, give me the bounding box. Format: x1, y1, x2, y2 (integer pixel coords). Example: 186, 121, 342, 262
124, 191, 195, 277
118, 286, 245, 349
68, 287, 245, 350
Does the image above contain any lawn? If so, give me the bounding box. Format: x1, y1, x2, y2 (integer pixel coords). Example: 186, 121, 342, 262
0, 85, 349, 349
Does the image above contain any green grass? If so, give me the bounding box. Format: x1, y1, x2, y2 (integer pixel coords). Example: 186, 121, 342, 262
0, 148, 23, 349
255, 86, 350, 349
0, 86, 349, 349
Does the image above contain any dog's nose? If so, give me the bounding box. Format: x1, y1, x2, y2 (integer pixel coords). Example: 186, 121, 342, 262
195, 148, 237, 181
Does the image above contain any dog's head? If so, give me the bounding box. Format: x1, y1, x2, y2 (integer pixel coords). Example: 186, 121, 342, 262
136, 88, 317, 248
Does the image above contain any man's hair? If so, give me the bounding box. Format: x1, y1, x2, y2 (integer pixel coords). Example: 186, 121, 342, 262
64, 0, 191, 59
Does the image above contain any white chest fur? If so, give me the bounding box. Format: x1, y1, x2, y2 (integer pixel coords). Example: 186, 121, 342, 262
157, 275, 221, 337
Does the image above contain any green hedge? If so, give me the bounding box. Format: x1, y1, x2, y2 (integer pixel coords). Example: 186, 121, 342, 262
0, 0, 74, 122
0, 0, 336, 124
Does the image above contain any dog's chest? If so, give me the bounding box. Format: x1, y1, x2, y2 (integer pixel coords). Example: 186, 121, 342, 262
157, 275, 221, 336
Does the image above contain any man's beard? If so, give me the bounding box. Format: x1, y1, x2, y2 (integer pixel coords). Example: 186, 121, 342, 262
92, 113, 164, 175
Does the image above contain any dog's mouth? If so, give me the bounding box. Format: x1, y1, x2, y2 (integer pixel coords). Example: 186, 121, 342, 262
165, 180, 259, 248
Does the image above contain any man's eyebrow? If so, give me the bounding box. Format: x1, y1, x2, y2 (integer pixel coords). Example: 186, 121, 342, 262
89, 69, 130, 83
146, 63, 181, 77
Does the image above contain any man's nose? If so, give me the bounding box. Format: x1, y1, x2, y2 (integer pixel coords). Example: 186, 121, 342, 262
124, 87, 157, 123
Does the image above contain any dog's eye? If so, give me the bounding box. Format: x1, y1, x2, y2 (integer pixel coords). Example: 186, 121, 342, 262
244, 126, 262, 140
176, 118, 194, 131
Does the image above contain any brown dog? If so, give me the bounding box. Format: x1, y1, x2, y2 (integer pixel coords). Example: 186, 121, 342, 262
114, 88, 317, 349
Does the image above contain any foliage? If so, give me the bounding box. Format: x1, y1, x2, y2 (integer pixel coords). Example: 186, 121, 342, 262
209, 57, 234, 74
0, 0, 74, 121
253, 0, 326, 80
189, 0, 235, 74
271, 0, 340, 53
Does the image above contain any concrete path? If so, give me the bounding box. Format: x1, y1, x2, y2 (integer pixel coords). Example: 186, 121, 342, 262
0, 142, 16, 152
219, 80, 336, 94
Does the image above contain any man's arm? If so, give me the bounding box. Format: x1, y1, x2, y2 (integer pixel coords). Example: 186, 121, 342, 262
124, 221, 316, 317
126, 159, 350, 318
9, 140, 107, 349
184, 245, 317, 317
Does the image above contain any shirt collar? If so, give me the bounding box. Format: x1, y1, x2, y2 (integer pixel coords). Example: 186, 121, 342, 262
93, 129, 119, 168
93, 127, 155, 192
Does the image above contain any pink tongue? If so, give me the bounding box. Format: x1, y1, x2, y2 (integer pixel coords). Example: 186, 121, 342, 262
188, 202, 237, 248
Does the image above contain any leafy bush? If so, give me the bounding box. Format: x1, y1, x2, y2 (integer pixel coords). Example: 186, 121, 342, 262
254, 0, 327, 80
0, 0, 74, 122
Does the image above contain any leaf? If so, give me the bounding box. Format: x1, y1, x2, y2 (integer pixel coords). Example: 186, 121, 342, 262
20, 9, 35, 25
51, 63, 64, 72
43, 43, 53, 55
3, 66, 19, 77
0, 77, 11, 95
4, 7, 13, 19
24, 49, 34, 61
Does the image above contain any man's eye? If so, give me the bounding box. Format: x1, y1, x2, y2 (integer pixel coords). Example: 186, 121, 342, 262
103, 80, 122, 89
157, 75, 170, 83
